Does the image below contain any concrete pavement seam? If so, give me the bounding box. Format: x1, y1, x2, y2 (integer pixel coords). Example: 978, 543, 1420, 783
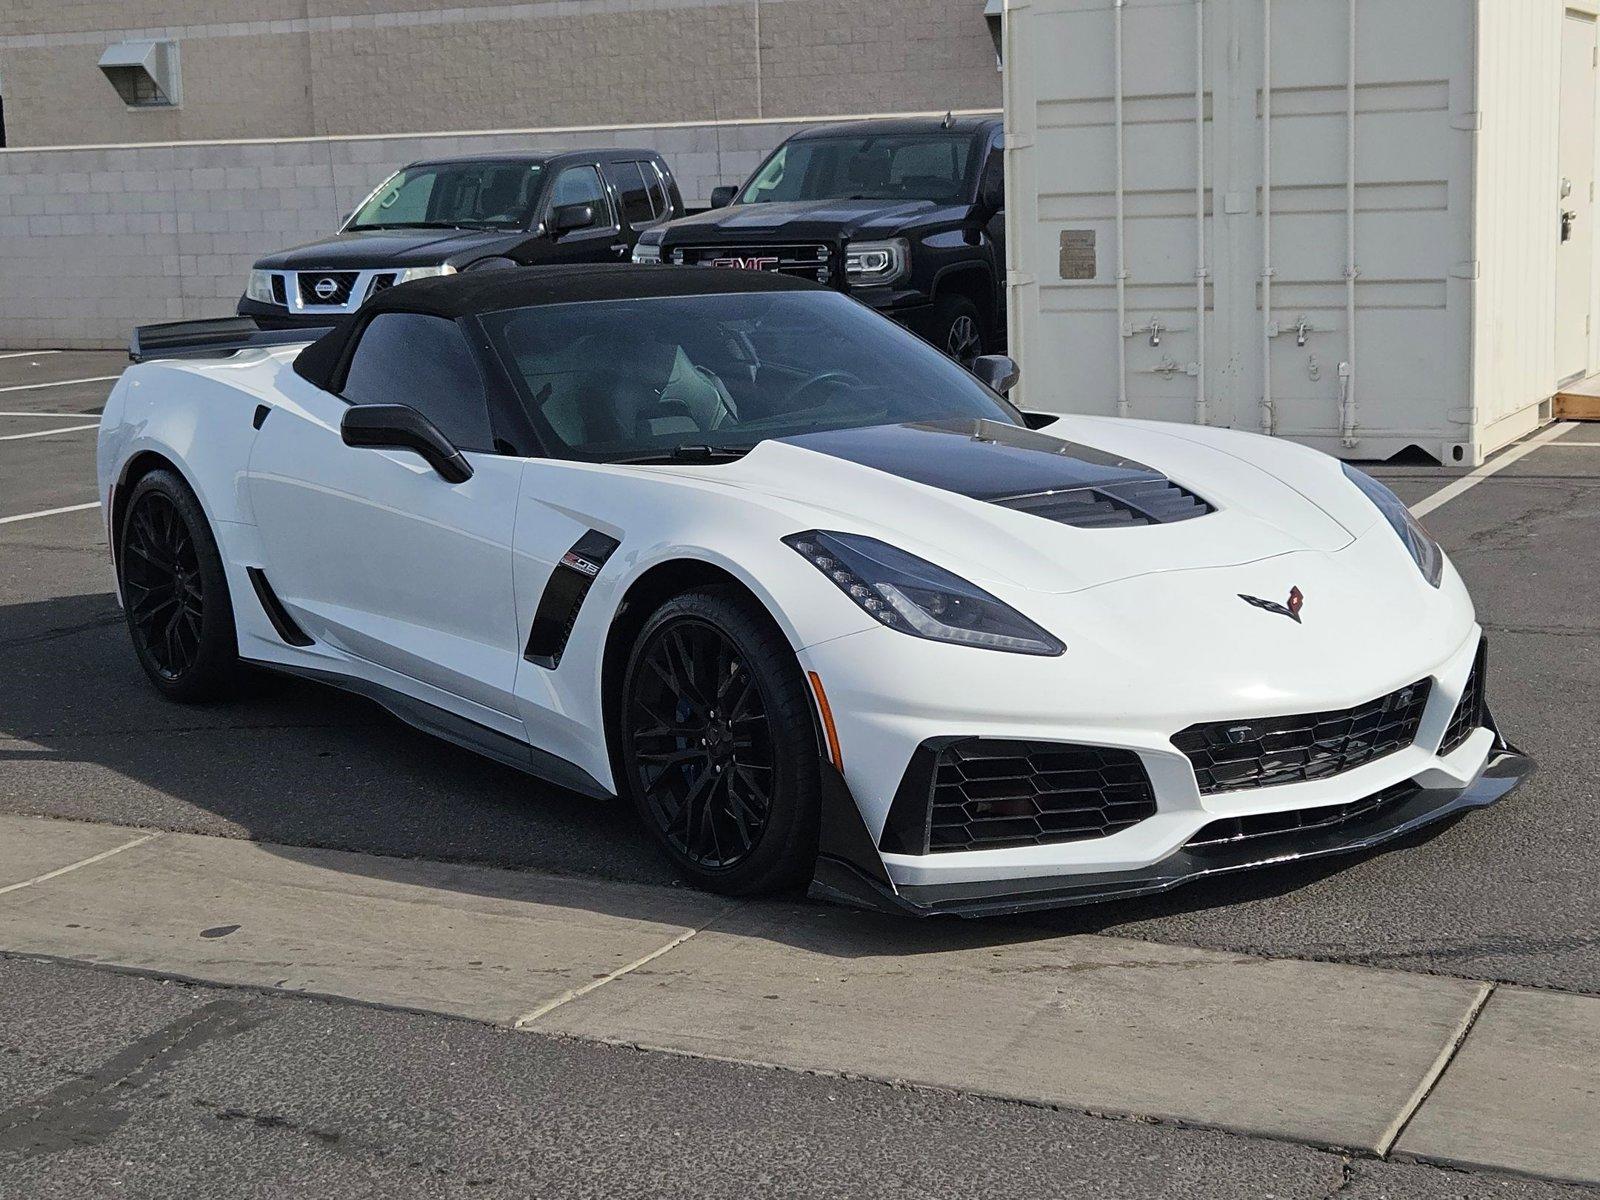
510, 901, 745, 1030
1374, 981, 1495, 1157
0, 829, 163, 897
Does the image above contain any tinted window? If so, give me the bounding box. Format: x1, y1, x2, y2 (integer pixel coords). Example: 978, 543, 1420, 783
482, 291, 1019, 462
546, 165, 614, 227
605, 161, 655, 227
643, 161, 672, 219
738, 134, 975, 205
348, 161, 544, 231
342, 313, 494, 452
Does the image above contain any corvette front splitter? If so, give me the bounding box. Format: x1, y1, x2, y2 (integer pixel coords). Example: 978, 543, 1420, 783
811, 740, 1534, 919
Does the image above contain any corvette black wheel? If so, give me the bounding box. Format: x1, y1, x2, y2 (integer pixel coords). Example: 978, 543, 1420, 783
620, 588, 820, 894
118, 469, 240, 702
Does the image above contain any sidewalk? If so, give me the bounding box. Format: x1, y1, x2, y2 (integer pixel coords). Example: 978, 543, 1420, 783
0, 812, 1593, 1186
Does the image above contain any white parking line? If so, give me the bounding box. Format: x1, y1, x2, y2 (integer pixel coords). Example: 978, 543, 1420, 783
0, 500, 102, 526
0, 375, 119, 394
0, 831, 161, 897
0, 410, 100, 418
0, 423, 99, 442
0, 349, 61, 360
1410, 422, 1578, 519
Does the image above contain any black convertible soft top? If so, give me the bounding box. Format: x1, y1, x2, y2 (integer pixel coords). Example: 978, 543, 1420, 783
293, 264, 822, 392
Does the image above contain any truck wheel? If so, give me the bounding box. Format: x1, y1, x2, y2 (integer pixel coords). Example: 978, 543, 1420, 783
931, 295, 985, 365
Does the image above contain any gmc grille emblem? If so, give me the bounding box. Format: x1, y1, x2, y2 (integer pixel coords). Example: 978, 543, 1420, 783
709, 255, 779, 271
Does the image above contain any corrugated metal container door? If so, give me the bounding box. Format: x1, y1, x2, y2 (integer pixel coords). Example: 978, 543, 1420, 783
1003, 0, 1521, 464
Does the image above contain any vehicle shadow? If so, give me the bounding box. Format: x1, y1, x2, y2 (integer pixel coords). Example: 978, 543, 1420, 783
0, 592, 1455, 961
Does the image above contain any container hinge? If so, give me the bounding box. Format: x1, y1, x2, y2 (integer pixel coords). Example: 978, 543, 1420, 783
1451, 111, 1483, 131
1007, 270, 1037, 288
1450, 260, 1481, 280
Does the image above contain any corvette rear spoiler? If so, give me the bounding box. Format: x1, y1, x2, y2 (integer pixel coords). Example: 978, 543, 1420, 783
128, 317, 338, 363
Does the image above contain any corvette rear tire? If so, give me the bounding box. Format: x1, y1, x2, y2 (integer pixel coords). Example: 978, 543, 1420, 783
619, 587, 820, 896
118, 469, 241, 703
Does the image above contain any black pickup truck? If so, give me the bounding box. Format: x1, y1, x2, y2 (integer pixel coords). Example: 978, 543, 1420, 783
239, 149, 683, 328
633, 116, 1005, 363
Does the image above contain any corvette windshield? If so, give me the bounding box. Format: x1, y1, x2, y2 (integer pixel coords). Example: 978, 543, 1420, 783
482, 290, 1021, 463
347, 160, 544, 231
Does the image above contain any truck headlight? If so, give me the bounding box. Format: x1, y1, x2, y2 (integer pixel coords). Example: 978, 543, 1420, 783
785, 530, 1064, 656
844, 238, 909, 286
632, 231, 665, 264
245, 269, 277, 305
396, 264, 457, 284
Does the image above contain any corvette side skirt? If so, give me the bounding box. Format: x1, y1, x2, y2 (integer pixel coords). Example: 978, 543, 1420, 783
260, 662, 612, 801
811, 740, 1534, 919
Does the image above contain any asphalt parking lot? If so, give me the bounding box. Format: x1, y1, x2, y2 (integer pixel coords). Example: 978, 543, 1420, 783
1, 349, 1597, 1196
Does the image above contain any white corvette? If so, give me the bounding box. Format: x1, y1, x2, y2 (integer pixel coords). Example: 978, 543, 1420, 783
98, 265, 1530, 915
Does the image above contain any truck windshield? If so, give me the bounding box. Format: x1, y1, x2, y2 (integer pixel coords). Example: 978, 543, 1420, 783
347, 161, 544, 231
483, 289, 1020, 463
737, 134, 974, 205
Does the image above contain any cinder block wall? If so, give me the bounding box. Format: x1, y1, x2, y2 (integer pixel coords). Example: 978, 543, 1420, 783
0, 117, 845, 349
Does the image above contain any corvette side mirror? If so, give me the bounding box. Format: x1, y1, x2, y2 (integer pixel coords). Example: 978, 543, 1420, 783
550, 202, 596, 236
971, 354, 1020, 396
708, 185, 738, 209
341, 404, 473, 484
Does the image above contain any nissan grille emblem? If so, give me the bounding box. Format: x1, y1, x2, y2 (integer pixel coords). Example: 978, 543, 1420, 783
1238, 585, 1305, 624
313, 276, 339, 301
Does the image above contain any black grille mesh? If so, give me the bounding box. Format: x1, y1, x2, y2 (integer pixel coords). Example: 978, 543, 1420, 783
674, 243, 831, 282
298, 271, 359, 306
1440, 640, 1487, 756
996, 479, 1212, 529
1186, 781, 1421, 847
1173, 680, 1431, 794
922, 739, 1157, 853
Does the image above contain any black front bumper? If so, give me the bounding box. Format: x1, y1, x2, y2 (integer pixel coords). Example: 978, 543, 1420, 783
236, 297, 350, 330
811, 739, 1534, 918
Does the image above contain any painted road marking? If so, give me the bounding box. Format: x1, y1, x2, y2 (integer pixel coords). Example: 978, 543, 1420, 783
1410, 422, 1578, 519
0, 375, 118, 394
0, 501, 102, 526
0, 423, 99, 442
0, 831, 162, 897
0, 349, 61, 360
0, 410, 102, 417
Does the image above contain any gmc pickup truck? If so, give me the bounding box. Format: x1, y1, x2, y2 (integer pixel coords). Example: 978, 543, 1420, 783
633, 115, 1005, 363
239, 149, 684, 328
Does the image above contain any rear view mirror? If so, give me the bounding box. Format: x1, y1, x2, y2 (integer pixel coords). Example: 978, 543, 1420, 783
708, 185, 738, 209
550, 202, 596, 236
341, 404, 473, 483
971, 353, 1020, 396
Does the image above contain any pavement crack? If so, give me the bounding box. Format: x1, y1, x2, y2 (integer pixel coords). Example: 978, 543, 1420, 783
0, 998, 265, 1158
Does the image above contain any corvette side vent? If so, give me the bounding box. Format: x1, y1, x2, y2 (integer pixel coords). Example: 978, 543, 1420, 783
524, 530, 621, 669
995, 478, 1212, 529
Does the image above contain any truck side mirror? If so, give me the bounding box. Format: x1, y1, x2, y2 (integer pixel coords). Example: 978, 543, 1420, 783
708, 185, 738, 209
550, 202, 596, 236
971, 354, 1020, 396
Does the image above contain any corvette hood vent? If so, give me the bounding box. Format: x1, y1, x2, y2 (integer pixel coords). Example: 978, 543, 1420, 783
995, 478, 1212, 529
777, 419, 1214, 530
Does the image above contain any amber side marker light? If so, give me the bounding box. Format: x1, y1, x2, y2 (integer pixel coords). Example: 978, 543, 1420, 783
807, 671, 843, 770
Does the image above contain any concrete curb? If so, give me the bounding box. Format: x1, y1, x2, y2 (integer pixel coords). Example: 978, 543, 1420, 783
0, 812, 1594, 1185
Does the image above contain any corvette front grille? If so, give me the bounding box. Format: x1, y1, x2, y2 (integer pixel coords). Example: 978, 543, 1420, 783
1185, 780, 1421, 847
1172, 679, 1431, 794
880, 738, 1158, 854
1439, 639, 1487, 756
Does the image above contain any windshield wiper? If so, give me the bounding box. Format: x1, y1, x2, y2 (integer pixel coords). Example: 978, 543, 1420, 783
351, 221, 503, 232
614, 444, 754, 465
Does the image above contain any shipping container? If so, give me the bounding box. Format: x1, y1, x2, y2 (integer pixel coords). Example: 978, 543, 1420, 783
1002, 0, 1599, 465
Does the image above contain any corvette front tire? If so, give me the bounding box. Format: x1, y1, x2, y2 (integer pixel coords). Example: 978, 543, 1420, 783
619, 587, 820, 896
118, 469, 241, 703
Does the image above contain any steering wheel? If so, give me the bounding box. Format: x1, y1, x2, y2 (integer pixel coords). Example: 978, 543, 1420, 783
784, 370, 866, 409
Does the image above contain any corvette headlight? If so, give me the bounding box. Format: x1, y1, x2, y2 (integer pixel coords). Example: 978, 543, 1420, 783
396, 264, 457, 284
1342, 463, 1443, 588
785, 530, 1064, 656
844, 238, 908, 286
245, 269, 277, 305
